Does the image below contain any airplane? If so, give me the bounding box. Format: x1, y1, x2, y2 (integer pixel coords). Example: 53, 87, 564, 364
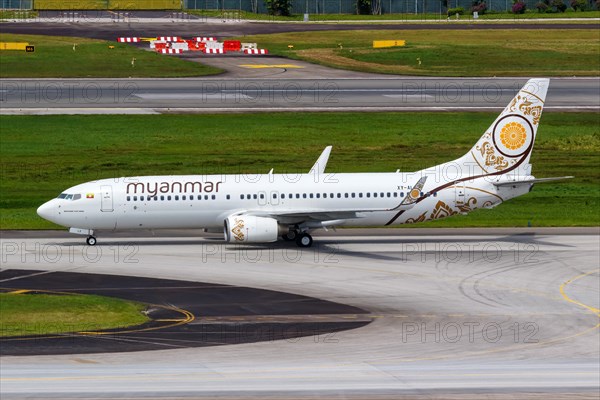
37, 78, 571, 248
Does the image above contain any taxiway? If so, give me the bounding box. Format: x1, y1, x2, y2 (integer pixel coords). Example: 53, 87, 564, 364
1, 228, 598, 399
1, 77, 598, 114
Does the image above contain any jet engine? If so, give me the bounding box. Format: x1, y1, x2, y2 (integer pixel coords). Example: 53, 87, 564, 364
224, 215, 281, 243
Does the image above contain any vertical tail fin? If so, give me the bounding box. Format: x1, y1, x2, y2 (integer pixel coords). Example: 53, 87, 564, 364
458, 78, 549, 177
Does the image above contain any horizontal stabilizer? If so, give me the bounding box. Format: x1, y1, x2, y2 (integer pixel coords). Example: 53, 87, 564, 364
493, 176, 573, 187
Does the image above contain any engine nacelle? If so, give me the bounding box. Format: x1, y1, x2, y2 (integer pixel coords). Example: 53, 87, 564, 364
224, 215, 280, 243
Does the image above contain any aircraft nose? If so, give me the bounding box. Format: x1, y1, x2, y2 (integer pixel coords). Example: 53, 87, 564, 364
37, 200, 55, 221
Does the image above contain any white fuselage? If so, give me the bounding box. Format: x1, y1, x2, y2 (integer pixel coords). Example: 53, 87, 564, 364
36, 170, 527, 232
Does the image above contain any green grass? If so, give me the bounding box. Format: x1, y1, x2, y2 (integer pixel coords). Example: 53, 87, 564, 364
33, 0, 179, 10
0, 112, 598, 229
0, 10, 39, 19
234, 29, 599, 76
0, 34, 222, 78
0, 292, 150, 337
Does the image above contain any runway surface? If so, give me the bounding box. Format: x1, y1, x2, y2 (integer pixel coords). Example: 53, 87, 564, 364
1, 228, 598, 399
2, 77, 598, 114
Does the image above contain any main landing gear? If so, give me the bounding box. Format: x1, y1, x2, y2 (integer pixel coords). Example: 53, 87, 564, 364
86, 236, 97, 246
282, 229, 313, 248
295, 233, 313, 248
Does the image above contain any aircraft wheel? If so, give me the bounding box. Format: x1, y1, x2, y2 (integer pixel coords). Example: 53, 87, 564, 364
295, 233, 313, 248
282, 230, 297, 241
86, 236, 97, 246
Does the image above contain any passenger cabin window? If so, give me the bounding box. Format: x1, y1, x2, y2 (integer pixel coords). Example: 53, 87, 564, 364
127, 196, 131, 201
226, 195, 231, 200
212, 195, 216, 200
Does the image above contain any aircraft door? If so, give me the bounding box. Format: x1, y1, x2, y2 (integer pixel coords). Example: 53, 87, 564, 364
455, 181, 466, 207
100, 185, 114, 212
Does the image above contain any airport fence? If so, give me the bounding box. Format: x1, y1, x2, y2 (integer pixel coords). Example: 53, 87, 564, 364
1, 0, 179, 9
184, 0, 583, 14
1, 0, 591, 14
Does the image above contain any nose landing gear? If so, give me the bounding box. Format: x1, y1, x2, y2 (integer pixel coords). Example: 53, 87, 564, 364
86, 236, 97, 246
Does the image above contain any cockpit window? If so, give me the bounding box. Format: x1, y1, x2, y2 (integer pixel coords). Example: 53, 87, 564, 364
57, 193, 82, 201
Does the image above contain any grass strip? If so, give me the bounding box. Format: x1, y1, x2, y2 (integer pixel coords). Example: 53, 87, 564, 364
0, 112, 598, 228
0, 292, 150, 337
234, 29, 599, 76
0, 33, 223, 78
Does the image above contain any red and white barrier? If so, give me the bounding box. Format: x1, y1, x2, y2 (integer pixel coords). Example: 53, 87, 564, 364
160, 48, 184, 54
118, 37, 140, 43
204, 48, 224, 54
149, 40, 168, 49
244, 49, 268, 55
157, 36, 182, 42
195, 37, 216, 42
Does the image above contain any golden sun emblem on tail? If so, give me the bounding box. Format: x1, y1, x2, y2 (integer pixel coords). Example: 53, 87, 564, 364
499, 122, 527, 150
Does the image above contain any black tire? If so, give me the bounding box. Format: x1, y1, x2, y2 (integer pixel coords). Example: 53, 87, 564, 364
295, 233, 313, 248
282, 230, 297, 241
86, 236, 97, 246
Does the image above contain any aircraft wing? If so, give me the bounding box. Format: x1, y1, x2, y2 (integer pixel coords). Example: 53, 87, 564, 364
493, 176, 573, 187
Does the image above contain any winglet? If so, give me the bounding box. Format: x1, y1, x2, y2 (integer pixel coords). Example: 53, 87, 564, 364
389, 176, 428, 211
309, 146, 332, 175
